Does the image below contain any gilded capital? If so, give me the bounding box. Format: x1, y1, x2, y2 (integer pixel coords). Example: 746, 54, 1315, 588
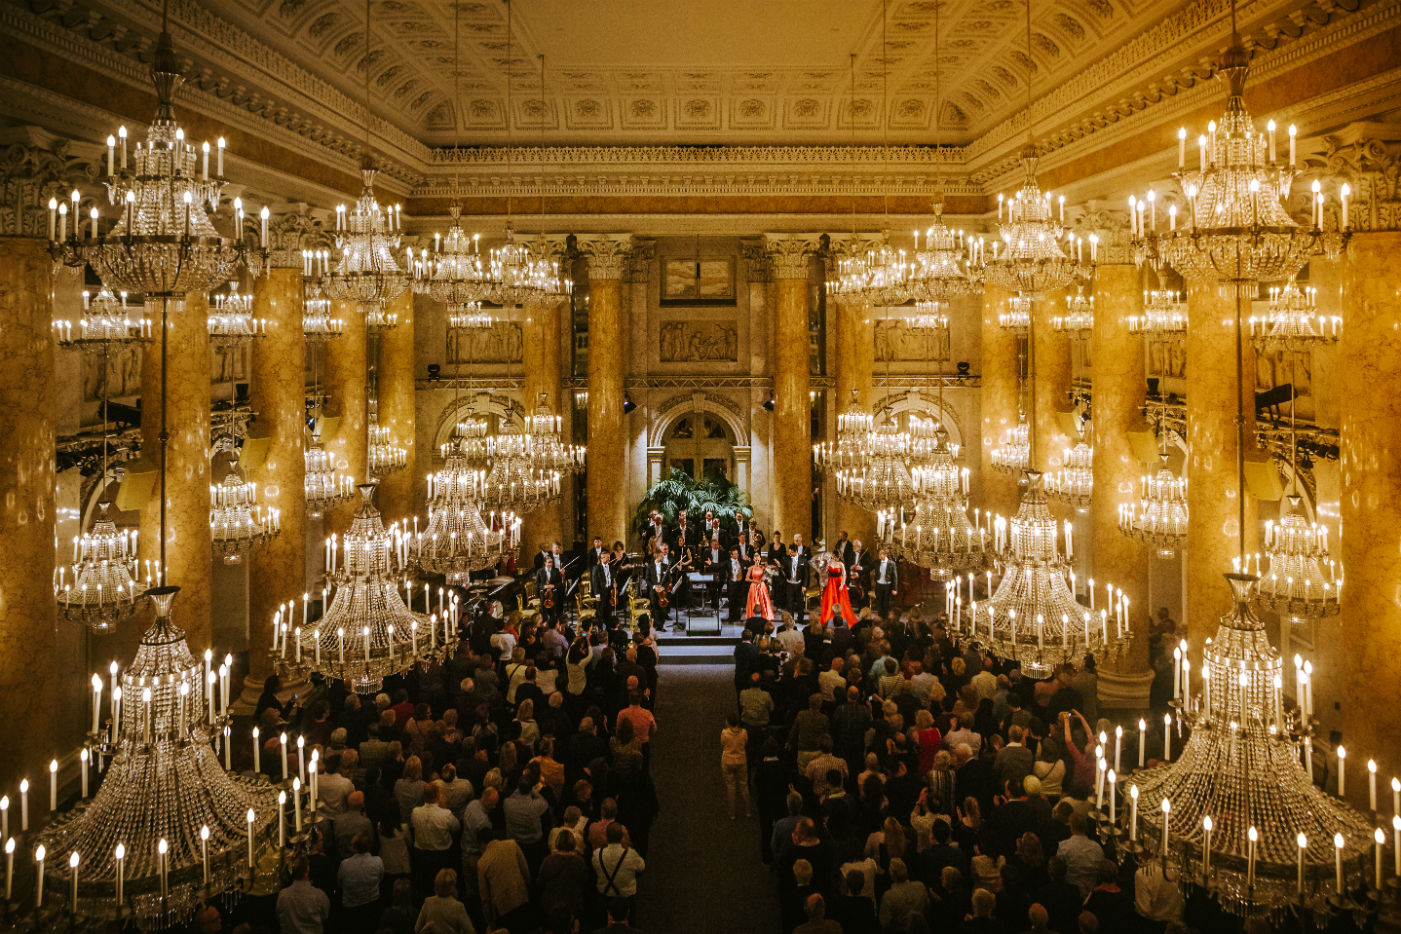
1073, 208, 1135, 266
577, 234, 634, 280
764, 233, 821, 280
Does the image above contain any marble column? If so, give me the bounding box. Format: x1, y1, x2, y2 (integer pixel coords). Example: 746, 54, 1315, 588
833, 296, 875, 547
1031, 288, 1072, 473
579, 235, 632, 546
766, 234, 819, 543
139, 292, 213, 647
375, 290, 416, 521
246, 267, 306, 683
1338, 232, 1401, 787
1090, 261, 1152, 705
324, 298, 366, 533
523, 296, 565, 552
980, 285, 1021, 514
1184, 279, 1257, 650
0, 238, 59, 787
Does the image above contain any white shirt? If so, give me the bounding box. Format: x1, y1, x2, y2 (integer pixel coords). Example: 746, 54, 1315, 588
877, 559, 893, 584
731, 559, 741, 577
790, 556, 799, 579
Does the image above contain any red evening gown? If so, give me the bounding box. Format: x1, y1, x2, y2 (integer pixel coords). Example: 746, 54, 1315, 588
744, 563, 774, 619
818, 559, 856, 624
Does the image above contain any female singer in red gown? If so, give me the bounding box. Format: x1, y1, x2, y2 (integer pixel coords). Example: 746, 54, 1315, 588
818, 555, 856, 625
744, 562, 773, 620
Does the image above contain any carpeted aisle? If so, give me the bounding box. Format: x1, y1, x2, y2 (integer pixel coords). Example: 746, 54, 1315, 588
635, 663, 782, 933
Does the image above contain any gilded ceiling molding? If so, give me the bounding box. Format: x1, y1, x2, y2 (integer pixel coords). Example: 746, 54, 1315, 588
575, 234, 635, 280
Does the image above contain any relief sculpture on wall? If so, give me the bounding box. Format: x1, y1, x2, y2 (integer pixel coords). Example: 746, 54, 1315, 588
659, 319, 738, 363
448, 321, 524, 364
874, 319, 950, 362
83, 345, 143, 401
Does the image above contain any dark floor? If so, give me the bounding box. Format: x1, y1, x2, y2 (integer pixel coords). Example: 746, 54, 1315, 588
635, 663, 782, 933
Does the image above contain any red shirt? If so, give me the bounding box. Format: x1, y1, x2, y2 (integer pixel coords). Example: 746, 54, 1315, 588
615, 705, 657, 744
916, 727, 942, 776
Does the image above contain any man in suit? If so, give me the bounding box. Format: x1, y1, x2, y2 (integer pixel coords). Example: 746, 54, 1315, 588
586, 536, 608, 570
849, 540, 869, 586
702, 510, 722, 547
641, 512, 666, 555
533, 543, 551, 571
536, 554, 564, 624
783, 543, 810, 624
701, 537, 727, 612
791, 534, 811, 563
590, 548, 618, 629
766, 532, 787, 609
725, 545, 748, 622
730, 511, 753, 552
834, 531, 854, 569
873, 547, 899, 620
645, 544, 675, 630
672, 510, 697, 556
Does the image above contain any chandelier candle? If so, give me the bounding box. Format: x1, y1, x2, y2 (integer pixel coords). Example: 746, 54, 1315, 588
1203, 817, 1213, 875
3, 837, 10, 901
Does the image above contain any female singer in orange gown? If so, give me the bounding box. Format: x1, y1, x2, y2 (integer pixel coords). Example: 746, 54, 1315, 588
818, 555, 855, 625
744, 562, 773, 620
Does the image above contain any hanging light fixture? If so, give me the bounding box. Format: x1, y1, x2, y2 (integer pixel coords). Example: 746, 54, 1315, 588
1045, 431, 1095, 511
301, 285, 345, 342
907, 300, 950, 331
417, 439, 521, 586
834, 422, 916, 514
367, 398, 408, 478
887, 423, 991, 580
523, 392, 586, 477
1051, 287, 1094, 339
304, 440, 354, 519
207, 284, 267, 344
1250, 280, 1341, 350
1128, 288, 1189, 336
1253, 497, 1342, 622
814, 390, 874, 475
1119, 465, 1189, 557
998, 292, 1033, 333
210, 460, 280, 564
55, 502, 143, 632
53, 288, 153, 346
983, 0, 1092, 296
1130, 4, 1343, 284
281, 485, 442, 695
322, 0, 409, 321
990, 418, 1031, 474
36, 587, 279, 928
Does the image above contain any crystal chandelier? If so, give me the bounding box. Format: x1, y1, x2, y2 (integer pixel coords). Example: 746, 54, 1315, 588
411, 205, 490, 312
1045, 437, 1094, 511
907, 300, 950, 331
36, 587, 279, 929
829, 237, 912, 307
279, 485, 442, 695
956, 471, 1123, 677
1118, 465, 1189, 557
834, 423, 915, 514
208, 285, 266, 345
1129, 289, 1189, 336
984, 152, 1091, 296
449, 301, 494, 330
990, 418, 1031, 474
417, 440, 520, 586
324, 161, 408, 319
998, 292, 1033, 333
1051, 288, 1094, 338
367, 400, 407, 478
304, 441, 354, 519
210, 462, 280, 564
1123, 574, 1372, 923
814, 391, 873, 474
54, 288, 153, 346
1250, 280, 1341, 351
301, 286, 345, 342
908, 208, 984, 302
1131, 27, 1338, 285
1253, 496, 1342, 622
473, 440, 562, 516
884, 426, 991, 579
523, 393, 586, 476
55, 502, 142, 632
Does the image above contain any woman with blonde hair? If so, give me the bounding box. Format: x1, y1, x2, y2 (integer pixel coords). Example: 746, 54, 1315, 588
720, 711, 752, 820
393, 755, 426, 819
414, 868, 474, 934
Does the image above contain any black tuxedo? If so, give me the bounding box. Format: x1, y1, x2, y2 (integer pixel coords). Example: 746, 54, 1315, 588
533, 550, 550, 571
590, 560, 618, 626
701, 546, 727, 608
671, 522, 697, 556
645, 557, 673, 623
730, 521, 752, 551
873, 557, 899, 619
725, 556, 748, 621
586, 546, 608, 569
535, 566, 564, 622
836, 540, 855, 568
781, 552, 811, 622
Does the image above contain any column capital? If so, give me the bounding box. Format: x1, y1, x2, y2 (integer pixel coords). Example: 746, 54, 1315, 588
763, 233, 822, 280
247, 206, 334, 269
576, 234, 634, 280
1073, 207, 1135, 265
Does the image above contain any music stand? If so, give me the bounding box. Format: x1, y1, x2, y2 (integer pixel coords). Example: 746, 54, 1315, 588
685, 570, 722, 635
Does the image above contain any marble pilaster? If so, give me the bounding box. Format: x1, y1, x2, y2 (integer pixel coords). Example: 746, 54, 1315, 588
834, 297, 875, 547
765, 234, 820, 544
579, 235, 632, 546
1032, 288, 1072, 473
374, 290, 416, 521
523, 297, 566, 552
979, 285, 1021, 515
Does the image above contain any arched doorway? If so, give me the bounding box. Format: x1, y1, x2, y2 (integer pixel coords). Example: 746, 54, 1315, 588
663, 412, 735, 483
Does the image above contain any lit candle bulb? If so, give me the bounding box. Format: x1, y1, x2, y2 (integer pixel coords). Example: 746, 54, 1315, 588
1247, 825, 1258, 888
1335, 832, 1346, 893
200, 825, 210, 885
1129, 785, 1138, 840
1297, 833, 1307, 894
1338, 745, 1347, 797
34, 844, 45, 908
114, 842, 124, 907
68, 851, 79, 912
1160, 798, 1171, 857
246, 809, 256, 868
1202, 816, 1213, 876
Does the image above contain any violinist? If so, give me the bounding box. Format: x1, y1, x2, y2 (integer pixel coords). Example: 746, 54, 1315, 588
590, 548, 618, 629
645, 543, 674, 627
703, 536, 726, 611
536, 553, 564, 624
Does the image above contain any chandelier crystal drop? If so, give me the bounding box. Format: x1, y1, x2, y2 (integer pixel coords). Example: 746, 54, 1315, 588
1045, 438, 1094, 511
984, 149, 1093, 296
998, 292, 1033, 333
1132, 41, 1335, 285
207, 285, 266, 345
523, 394, 586, 476
907, 206, 985, 302
210, 463, 280, 564
302, 288, 344, 342
954, 471, 1126, 678
1118, 465, 1189, 557
990, 418, 1031, 474
36, 587, 278, 929
54, 288, 153, 347
323, 160, 409, 320
1052, 288, 1094, 338
54, 502, 143, 632
1250, 280, 1341, 351
485, 231, 572, 307
1123, 574, 1371, 923
304, 442, 354, 519
834, 423, 915, 514
79, 32, 241, 300
814, 391, 874, 475
279, 485, 441, 695
1252, 496, 1342, 622
1129, 289, 1189, 336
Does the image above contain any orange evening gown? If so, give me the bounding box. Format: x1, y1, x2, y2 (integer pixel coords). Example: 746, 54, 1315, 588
744, 563, 774, 619
818, 559, 856, 625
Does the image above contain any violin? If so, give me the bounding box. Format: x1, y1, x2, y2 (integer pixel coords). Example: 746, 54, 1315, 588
542, 585, 556, 610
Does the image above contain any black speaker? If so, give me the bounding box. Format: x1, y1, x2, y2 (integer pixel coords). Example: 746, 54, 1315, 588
956, 361, 971, 376
427, 363, 441, 381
